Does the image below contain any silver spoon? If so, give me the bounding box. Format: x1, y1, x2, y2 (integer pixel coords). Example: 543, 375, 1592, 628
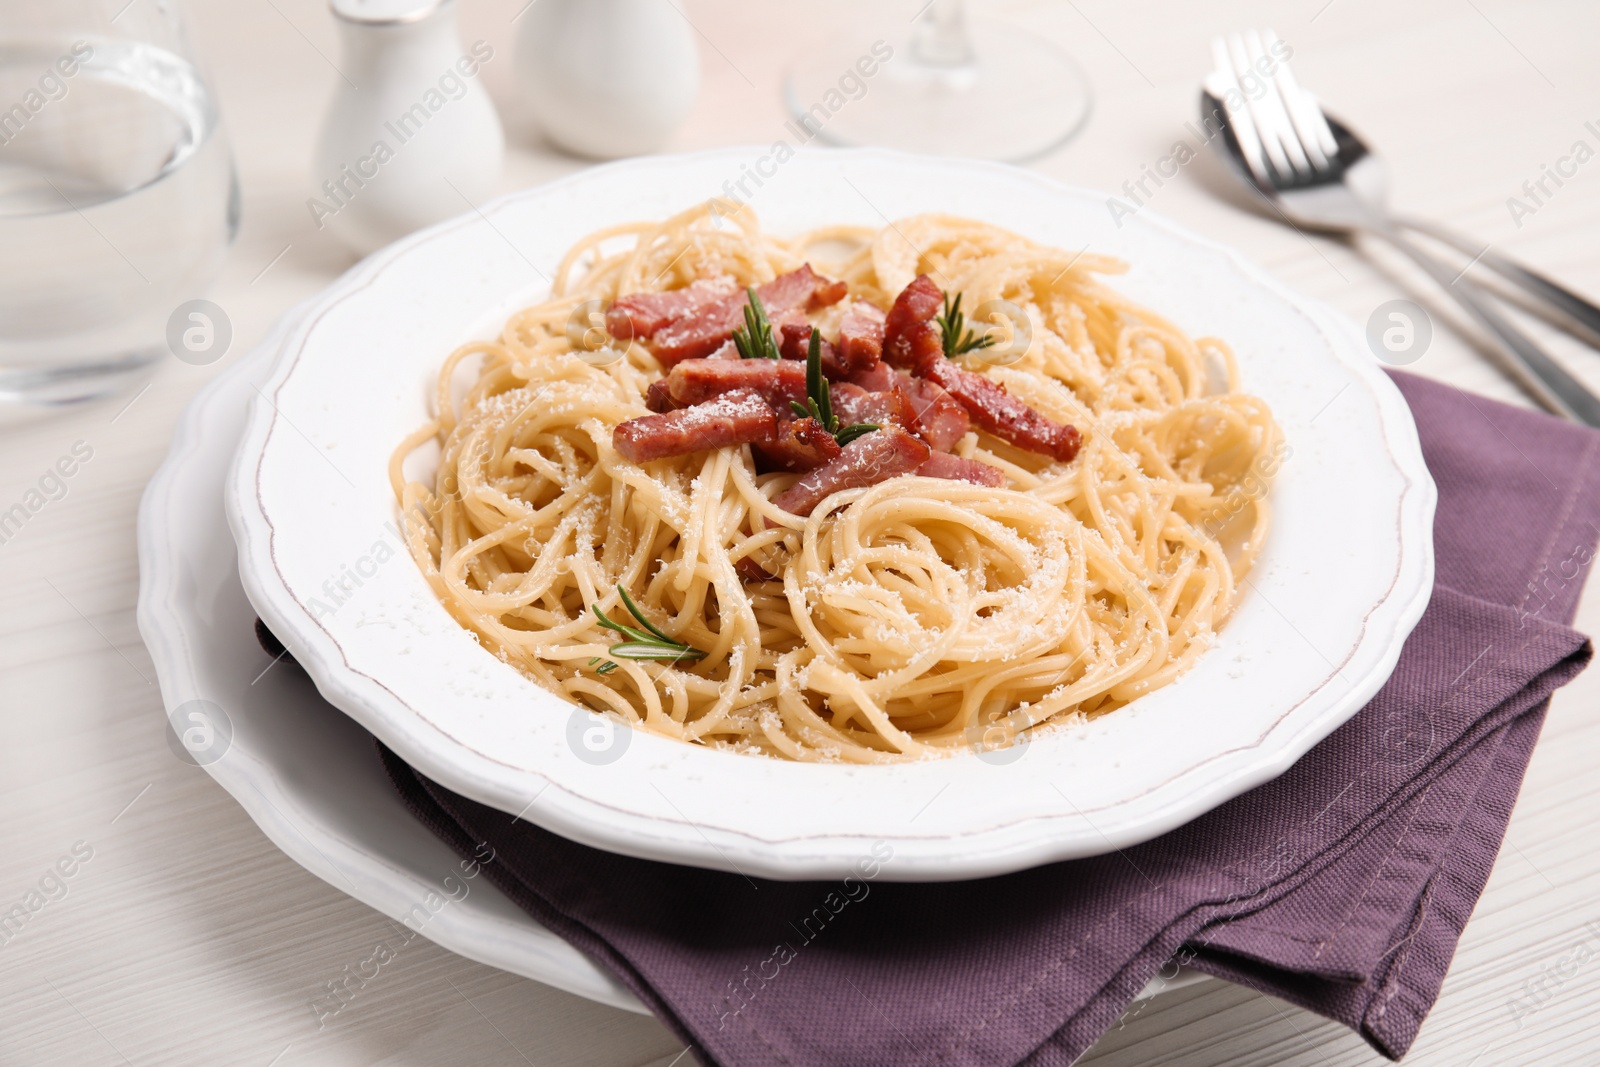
1205, 29, 1600, 426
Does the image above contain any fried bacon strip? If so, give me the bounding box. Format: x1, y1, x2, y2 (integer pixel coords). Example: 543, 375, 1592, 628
837, 302, 886, 374
882, 273, 945, 371
897, 375, 970, 452
612, 389, 777, 464
666, 358, 809, 407
829, 381, 916, 432
921, 358, 1082, 463
647, 265, 849, 366
753, 416, 843, 473
644, 379, 681, 413
605, 276, 739, 341
846, 361, 898, 393
771, 426, 931, 517
915, 451, 1004, 487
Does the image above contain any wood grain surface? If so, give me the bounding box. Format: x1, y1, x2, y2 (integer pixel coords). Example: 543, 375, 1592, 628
2, 0, 1597, 1063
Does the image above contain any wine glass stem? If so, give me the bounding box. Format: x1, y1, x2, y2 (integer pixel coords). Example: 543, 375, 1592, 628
912, 0, 977, 68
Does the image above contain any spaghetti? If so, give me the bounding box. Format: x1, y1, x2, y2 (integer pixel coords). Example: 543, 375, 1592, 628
390, 203, 1282, 763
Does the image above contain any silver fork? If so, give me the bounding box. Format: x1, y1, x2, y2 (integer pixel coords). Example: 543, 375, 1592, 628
1205, 28, 1600, 426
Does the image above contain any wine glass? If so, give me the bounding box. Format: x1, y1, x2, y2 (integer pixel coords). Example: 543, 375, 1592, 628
783, 0, 1092, 163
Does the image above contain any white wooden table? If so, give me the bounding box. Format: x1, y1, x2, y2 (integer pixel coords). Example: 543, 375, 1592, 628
4, 0, 1599, 1063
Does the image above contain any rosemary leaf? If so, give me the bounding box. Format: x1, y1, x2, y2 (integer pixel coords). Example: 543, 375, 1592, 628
806, 328, 832, 429
617, 584, 678, 644
834, 423, 881, 447
606, 641, 708, 661
591, 604, 655, 644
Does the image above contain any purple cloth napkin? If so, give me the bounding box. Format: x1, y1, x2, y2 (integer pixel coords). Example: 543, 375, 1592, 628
377, 372, 1600, 1065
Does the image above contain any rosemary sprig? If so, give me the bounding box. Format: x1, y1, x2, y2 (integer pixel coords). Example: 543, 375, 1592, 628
936, 291, 997, 358
588, 584, 706, 671
786, 328, 879, 445
731, 288, 780, 360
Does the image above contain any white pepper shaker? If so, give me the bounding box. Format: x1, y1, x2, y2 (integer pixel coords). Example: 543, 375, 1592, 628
516, 0, 700, 160
312, 0, 505, 256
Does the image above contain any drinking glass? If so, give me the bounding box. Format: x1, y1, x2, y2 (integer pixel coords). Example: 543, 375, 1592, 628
0, 0, 238, 405
785, 0, 1092, 163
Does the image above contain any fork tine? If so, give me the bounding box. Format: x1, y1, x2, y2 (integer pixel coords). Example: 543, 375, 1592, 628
1225, 33, 1295, 182
1298, 89, 1340, 159
1226, 34, 1296, 183
1207, 37, 1271, 187
1265, 28, 1338, 168
1240, 30, 1314, 181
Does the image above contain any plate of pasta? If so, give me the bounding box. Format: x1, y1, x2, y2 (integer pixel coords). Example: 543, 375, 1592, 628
226, 148, 1434, 881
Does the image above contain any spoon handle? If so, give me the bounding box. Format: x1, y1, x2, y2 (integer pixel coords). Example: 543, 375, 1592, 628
1374, 226, 1600, 427
1395, 215, 1600, 349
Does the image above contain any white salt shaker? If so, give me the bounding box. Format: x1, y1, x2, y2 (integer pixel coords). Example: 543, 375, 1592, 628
516, 0, 700, 159
312, 0, 505, 256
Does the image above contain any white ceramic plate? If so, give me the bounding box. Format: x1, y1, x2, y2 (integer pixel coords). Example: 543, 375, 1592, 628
135, 310, 1200, 1007
137, 313, 644, 1014
225, 148, 1435, 882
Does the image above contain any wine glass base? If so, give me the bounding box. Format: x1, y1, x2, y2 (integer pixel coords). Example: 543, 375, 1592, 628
784, 21, 1093, 163
0, 349, 161, 408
